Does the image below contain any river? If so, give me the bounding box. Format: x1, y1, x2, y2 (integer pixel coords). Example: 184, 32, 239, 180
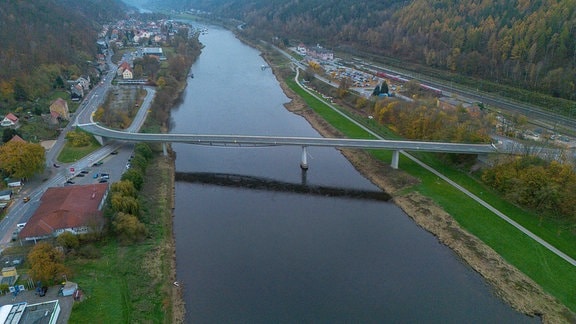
171, 25, 536, 323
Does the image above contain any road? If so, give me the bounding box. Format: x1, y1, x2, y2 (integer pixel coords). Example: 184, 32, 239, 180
0, 47, 142, 249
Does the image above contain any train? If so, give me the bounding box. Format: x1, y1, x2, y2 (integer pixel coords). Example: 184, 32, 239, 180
376, 71, 443, 96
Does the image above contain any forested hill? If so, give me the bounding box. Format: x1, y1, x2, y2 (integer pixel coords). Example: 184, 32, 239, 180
149, 0, 576, 101
0, 0, 127, 104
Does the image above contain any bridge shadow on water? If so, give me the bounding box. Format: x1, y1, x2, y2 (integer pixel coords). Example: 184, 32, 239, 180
175, 172, 391, 202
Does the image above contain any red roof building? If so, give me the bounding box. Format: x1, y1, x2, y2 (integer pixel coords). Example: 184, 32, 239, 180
19, 183, 109, 242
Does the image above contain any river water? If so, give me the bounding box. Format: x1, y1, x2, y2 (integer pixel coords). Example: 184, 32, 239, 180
171, 25, 536, 323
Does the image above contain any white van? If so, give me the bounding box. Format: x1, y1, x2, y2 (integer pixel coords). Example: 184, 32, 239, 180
17, 223, 26, 229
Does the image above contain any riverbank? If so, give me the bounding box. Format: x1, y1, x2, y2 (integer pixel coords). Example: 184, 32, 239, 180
258, 51, 574, 323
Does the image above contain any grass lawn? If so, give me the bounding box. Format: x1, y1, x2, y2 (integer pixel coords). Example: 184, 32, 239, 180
58, 141, 101, 163
287, 75, 576, 312
57, 130, 102, 163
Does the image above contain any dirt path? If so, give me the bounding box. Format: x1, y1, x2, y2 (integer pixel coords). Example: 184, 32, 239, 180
265, 55, 575, 323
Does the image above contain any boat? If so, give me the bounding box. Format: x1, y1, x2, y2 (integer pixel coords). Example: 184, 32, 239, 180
190, 73, 194, 79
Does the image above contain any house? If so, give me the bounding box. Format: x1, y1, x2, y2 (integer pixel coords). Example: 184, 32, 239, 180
117, 61, 131, 76
0, 190, 12, 201
306, 45, 334, 61
122, 67, 133, 79
1, 113, 19, 127
76, 76, 91, 91
8, 134, 25, 144
297, 43, 307, 55
19, 183, 109, 242
49, 98, 70, 120
70, 83, 84, 101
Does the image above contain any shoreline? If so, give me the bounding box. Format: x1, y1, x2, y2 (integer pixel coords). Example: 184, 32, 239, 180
259, 52, 573, 323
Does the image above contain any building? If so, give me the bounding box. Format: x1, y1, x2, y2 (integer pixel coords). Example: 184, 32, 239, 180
297, 43, 307, 55
0, 300, 60, 324
139, 47, 166, 60
19, 183, 109, 242
117, 61, 131, 77
306, 45, 334, 61
1, 267, 18, 286
49, 98, 70, 121
122, 67, 133, 80
1, 113, 19, 128
0, 190, 12, 201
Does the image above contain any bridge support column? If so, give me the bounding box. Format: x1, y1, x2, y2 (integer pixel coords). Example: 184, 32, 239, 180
391, 150, 400, 169
300, 146, 309, 170
162, 143, 168, 156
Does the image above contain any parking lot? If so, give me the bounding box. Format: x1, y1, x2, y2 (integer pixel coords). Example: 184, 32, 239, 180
63, 143, 135, 187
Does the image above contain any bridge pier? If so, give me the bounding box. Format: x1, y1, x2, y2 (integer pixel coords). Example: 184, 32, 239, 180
300, 146, 309, 170
391, 150, 400, 169
162, 143, 168, 156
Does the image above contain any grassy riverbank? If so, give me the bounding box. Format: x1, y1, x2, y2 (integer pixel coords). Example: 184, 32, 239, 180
68, 148, 179, 323
255, 45, 576, 321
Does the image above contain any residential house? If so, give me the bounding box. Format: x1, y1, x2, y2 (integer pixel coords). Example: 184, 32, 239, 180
117, 61, 131, 77
70, 83, 84, 101
76, 76, 91, 91
297, 43, 307, 55
307, 45, 334, 61
122, 66, 133, 79
49, 98, 70, 120
19, 183, 109, 242
1, 113, 19, 127
8, 134, 25, 143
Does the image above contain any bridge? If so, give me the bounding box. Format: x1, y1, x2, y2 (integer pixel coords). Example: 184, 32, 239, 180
78, 122, 497, 170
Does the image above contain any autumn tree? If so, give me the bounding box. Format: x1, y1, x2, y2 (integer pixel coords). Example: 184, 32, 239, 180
110, 193, 140, 216
0, 140, 45, 178
121, 169, 144, 191
27, 242, 69, 285
56, 232, 80, 252
65, 129, 94, 147
111, 180, 138, 198
337, 77, 352, 98
113, 212, 147, 243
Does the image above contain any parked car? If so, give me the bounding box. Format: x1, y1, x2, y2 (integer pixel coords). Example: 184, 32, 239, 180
65, 180, 75, 184
76, 174, 85, 177
80, 170, 89, 174
92, 161, 103, 167
98, 179, 108, 183
110, 150, 118, 155
23, 197, 30, 203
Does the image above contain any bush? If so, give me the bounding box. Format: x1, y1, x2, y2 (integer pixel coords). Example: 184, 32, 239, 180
77, 244, 102, 259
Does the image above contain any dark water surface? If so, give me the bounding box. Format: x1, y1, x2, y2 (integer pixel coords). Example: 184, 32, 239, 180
172, 25, 536, 323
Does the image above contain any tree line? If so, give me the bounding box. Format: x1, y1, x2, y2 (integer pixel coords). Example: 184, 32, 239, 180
0, 0, 127, 111
183, 0, 576, 102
